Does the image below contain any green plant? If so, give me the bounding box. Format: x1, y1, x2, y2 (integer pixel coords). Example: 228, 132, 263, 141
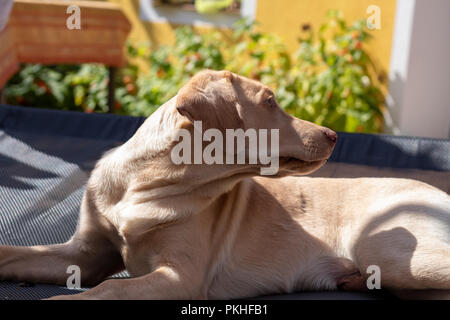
115, 26, 227, 116
6, 64, 110, 113
5, 10, 385, 133
289, 10, 384, 132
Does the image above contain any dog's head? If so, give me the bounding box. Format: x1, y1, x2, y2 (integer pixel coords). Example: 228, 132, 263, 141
173, 70, 337, 176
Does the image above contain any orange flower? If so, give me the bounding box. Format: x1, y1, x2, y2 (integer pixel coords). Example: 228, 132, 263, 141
123, 75, 133, 84
126, 83, 136, 94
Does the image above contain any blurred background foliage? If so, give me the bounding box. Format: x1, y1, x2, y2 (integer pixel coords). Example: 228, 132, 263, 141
4, 10, 385, 133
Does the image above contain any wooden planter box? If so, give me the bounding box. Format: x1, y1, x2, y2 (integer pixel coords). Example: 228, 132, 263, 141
0, 0, 132, 88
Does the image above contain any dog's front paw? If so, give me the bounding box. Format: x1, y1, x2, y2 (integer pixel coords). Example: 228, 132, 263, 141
337, 272, 368, 292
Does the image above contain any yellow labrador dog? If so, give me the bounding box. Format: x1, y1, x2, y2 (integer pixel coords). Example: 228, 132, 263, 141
0, 70, 449, 299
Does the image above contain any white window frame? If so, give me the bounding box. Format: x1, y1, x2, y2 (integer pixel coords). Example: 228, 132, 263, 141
139, 0, 257, 27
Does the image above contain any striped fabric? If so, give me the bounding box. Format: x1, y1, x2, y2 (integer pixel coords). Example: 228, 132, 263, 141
0, 282, 84, 300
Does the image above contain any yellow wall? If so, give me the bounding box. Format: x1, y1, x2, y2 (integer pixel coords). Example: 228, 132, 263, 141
106, 0, 396, 75
256, 0, 396, 75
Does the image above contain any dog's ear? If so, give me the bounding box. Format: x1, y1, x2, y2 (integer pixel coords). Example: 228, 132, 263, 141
175, 71, 242, 129
176, 71, 234, 121
223, 70, 234, 83
176, 89, 224, 130
175, 86, 206, 124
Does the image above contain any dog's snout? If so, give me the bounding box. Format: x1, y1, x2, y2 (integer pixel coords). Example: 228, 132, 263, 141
323, 128, 337, 143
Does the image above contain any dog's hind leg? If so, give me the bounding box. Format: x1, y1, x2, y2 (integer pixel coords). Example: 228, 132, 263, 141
354, 226, 450, 298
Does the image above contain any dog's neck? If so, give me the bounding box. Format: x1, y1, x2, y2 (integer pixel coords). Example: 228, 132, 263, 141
122, 96, 184, 161
90, 96, 183, 207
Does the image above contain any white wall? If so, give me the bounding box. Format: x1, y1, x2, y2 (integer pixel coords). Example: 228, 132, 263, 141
386, 0, 450, 138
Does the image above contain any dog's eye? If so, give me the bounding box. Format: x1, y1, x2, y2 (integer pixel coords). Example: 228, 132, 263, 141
265, 97, 275, 107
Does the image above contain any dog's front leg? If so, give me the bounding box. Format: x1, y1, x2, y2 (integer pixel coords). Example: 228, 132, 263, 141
48, 266, 204, 300
0, 238, 124, 286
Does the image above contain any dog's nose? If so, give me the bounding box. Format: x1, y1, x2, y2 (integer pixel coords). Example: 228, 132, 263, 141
323, 128, 338, 143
